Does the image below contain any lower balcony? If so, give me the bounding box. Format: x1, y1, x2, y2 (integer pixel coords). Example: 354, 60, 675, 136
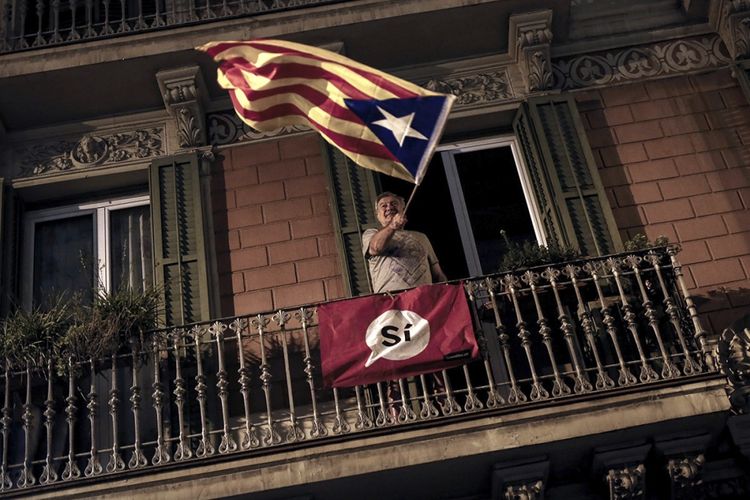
0, 246, 735, 498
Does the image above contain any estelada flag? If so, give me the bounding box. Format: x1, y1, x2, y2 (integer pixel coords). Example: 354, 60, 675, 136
196, 39, 455, 185
318, 283, 479, 388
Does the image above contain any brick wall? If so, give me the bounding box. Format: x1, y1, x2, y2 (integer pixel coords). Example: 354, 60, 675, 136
577, 69, 750, 333
211, 134, 346, 316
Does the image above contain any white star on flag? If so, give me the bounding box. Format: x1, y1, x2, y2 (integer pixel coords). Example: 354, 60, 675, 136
372, 106, 428, 147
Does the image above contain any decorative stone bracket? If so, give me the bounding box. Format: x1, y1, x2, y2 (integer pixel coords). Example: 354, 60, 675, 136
509, 9, 555, 94
156, 66, 208, 149
711, 0, 750, 60
654, 433, 710, 499
667, 455, 705, 498
490, 457, 549, 500
717, 326, 750, 414
593, 443, 651, 499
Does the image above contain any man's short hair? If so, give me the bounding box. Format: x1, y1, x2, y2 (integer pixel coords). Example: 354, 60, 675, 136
375, 191, 405, 207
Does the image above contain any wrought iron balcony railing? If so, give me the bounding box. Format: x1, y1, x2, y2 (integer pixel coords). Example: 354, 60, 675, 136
0, 0, 345, 54
0, 246, 716, 494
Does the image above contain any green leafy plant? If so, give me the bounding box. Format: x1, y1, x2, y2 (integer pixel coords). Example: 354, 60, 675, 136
623, 233, 670, 252
54, 285, 162, 375
1, 298, 73, 370
497, 230, 582, 272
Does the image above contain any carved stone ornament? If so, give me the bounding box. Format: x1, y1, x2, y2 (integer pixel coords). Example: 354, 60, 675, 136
16, 127, 165, 177
511, 10, 555, 94
712, 0, 750, 60
504, 480, 544, 500
717, 327, 750, 414
607, 464, 645, 500
207, 110, 310, 146
177, 108, 202, 148
424, 69, 514, 107
156, 66, 207, 148
527, 50, 554, 92
554, 34, 731, 90
668, 454, 705, 492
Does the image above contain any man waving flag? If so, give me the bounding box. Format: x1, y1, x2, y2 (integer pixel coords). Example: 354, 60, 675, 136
197, 39, 455, 184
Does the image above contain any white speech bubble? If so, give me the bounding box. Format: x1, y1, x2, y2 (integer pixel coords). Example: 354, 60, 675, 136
365, 309, 430, 368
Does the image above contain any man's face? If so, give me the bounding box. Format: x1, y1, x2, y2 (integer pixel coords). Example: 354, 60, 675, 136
376, 195, 404, 227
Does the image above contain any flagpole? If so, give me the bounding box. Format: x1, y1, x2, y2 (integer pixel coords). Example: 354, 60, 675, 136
403, 183, 419, 215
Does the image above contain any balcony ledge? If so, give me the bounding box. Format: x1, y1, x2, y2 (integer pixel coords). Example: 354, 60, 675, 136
38, 376, 729, 500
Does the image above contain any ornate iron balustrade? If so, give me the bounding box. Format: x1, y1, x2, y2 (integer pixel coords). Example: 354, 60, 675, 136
0, 246, 716, 494
0, 0, 345, 53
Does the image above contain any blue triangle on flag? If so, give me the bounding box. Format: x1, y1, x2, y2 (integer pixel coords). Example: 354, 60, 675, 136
344, 96, 450, 181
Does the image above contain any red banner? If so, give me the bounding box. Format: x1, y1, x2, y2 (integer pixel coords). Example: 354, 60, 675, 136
318, 283, 479, 388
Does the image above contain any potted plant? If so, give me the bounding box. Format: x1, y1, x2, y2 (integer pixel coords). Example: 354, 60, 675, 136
1, 298, 72, 372
53, 285, 162, 375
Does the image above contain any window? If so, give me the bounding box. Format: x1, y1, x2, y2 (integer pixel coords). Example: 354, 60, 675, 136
22, 195, 152, 309
380, 136, 542, 278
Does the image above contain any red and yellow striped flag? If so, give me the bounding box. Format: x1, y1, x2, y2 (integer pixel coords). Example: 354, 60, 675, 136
197, 39, 455, 184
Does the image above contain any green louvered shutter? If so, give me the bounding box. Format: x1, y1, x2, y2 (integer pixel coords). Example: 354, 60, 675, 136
323, 142, 379, 296
513, 96, 622, 256
0, 181, 20, 316
150, 154, 211, 326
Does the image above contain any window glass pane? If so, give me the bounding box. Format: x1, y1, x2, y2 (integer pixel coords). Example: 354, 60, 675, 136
33, 215, 94, 309
454, 146, 536, 274
110, 205, 153, 292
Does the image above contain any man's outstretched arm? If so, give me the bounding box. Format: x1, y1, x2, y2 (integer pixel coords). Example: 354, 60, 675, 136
367, 214, 406, 255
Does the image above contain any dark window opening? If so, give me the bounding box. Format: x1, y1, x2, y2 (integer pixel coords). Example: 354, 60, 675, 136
378, 140, 538, 280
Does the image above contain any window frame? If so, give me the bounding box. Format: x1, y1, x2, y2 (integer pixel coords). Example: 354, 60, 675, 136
436, 135, 547, 277
21, 193, 150, 308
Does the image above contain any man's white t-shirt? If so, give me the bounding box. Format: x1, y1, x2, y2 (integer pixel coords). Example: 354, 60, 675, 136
362, 228, 439, 293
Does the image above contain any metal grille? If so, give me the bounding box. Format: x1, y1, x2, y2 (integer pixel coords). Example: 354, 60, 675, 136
0, 246, 713, 493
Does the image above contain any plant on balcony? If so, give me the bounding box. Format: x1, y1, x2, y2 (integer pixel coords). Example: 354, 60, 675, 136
53, 285, 162, 375
0, 298, 73, 371
497, 229, 582, 273
623, 233, 670, 251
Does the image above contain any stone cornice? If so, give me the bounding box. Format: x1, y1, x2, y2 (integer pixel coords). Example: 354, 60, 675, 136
553, 33, 732, 90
